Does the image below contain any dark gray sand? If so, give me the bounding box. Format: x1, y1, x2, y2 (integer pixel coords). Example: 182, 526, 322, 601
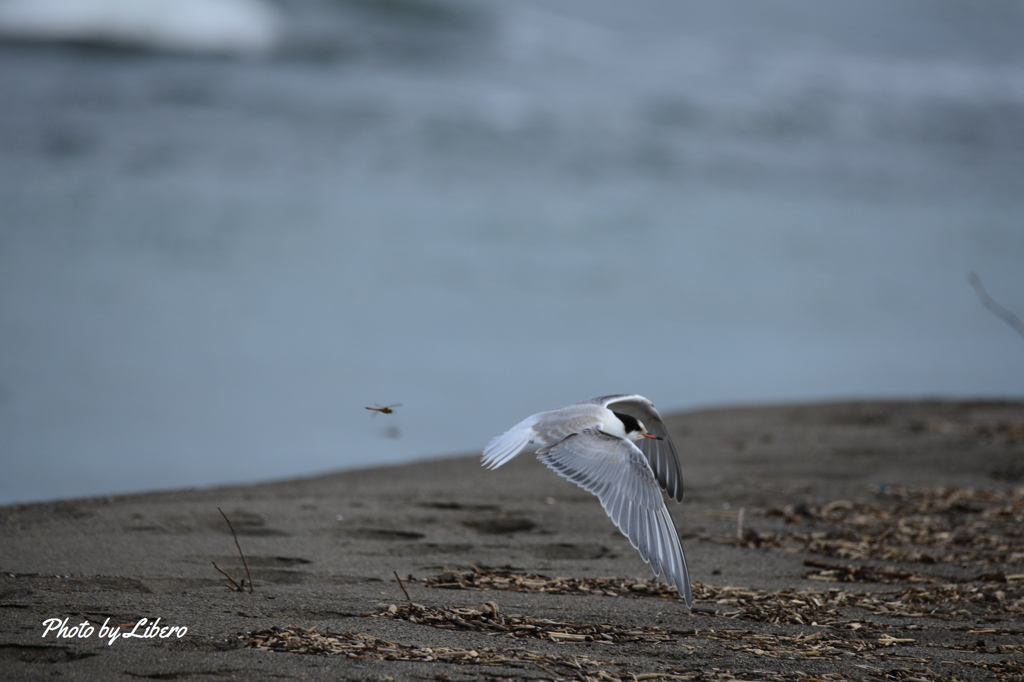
2, 400, 1023, 681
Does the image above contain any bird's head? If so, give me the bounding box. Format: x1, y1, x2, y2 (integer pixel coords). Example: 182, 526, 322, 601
612, 411, 663, 442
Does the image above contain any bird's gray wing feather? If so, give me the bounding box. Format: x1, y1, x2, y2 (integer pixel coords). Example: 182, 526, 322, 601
482, 413, 538, 469
536, 429, 692, 605
483, 404, 606, 469
597, 395, 685, 502
528, 404, 606, 445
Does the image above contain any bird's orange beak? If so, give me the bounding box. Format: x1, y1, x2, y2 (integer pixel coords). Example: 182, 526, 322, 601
641, 433, 661, 439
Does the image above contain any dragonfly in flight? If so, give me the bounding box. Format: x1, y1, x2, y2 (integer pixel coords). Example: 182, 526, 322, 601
365, 403, 402, 415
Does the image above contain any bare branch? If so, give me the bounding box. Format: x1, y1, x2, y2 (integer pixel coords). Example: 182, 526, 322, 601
217, 507, 254, 593
969, 272, 1024, 341
394, 570, 411, 603
212, 561, 243, 591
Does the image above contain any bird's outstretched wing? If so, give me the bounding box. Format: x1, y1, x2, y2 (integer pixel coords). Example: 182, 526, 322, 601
588, 394, 684, 502
483, 404, 605, 470
536, 428, 692, 605
481, 413, 538, 469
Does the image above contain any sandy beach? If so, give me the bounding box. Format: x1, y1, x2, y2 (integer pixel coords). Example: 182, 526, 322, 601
2, 400, 1023, 681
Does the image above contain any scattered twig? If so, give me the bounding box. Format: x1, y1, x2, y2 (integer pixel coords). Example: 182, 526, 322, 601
736, 507, 745, 542
245, 625, 623, 679
802, 558, 920, 583
370, 602, 685, 643
394, 570, 411, 602
215, 507, 253, 593
423, 568, 681, 599
969, 272, 1024, 341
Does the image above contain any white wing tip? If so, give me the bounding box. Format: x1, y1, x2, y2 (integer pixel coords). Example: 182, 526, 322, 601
481, 421, 534, 469
483, 430, 532, 466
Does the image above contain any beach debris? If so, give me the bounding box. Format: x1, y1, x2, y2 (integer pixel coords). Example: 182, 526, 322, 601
367, 601, 687, 644
757, 485, 1024, 568
366, 403, 402, 415
212, 507, 253, 593
420, 485, 1024, 627
420, 568, 1023, 624
241, 485, 1024, 681
367, 601, 1024, 662
916, 418, 1024, 444
245, 625, 619, 677
424, 568, 680, 599
243, 606, 1023, 680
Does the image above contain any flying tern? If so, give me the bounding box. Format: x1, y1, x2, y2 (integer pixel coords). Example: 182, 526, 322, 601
482, 394, 692, 606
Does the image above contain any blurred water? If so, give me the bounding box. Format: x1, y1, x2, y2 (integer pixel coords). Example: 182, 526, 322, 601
1, 0, 1022, 505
